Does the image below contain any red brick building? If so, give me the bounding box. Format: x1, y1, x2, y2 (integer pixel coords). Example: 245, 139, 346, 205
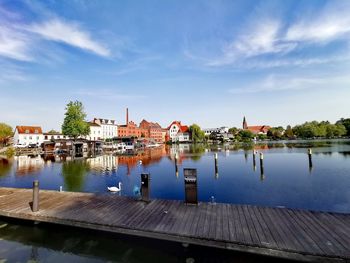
139, 119, 163, 143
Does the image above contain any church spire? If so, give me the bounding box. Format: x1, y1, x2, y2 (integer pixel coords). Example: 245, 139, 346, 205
243, 116, 248, 129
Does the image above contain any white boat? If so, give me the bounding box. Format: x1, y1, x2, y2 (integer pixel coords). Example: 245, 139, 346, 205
125, 142, 134, 150
146, 142, 161, 148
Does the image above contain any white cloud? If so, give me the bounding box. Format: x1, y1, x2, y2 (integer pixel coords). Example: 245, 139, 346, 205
286, 5, 350, 43
0, 25, 33, 61
199, 2, 350, 68
27, 19, 110, 57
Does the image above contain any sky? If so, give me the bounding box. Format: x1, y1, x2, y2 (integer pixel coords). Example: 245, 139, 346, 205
0, 0, 349, 131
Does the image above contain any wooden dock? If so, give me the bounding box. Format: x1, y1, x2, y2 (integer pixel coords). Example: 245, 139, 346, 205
0, 187, 349, 262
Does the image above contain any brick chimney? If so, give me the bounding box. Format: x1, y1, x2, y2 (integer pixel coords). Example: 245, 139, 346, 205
126, 108, 129, 125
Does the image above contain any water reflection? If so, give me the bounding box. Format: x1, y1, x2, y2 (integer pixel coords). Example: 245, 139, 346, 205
15, 155, 44, 176
0, 218, 291, 263
0, 157, 12, 177
62, 160, 90, 192
1, 140, 350, 213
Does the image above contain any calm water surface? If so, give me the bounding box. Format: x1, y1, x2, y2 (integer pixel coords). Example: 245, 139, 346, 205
0, 139, 350, 213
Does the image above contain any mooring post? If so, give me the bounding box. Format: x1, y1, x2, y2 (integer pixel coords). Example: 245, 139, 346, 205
259, 153, 265, 180
308, 148, 313, 168
184, 168, 198, 205
141, 173, 150, 202
175, 153, 179, 177
253, 150, 257, 171
214, 153, 218, 178
32, 180, 39, 212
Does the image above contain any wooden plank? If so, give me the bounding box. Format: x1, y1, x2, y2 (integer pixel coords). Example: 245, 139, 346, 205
289, 209, 337, 256
241, 205, 261, 246
0, 187, 349, 262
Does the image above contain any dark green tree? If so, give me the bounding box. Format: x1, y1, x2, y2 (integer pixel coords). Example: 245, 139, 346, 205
189, 124, 205, 143
62, 160, 90, 191
238, 130, 254, 142
62, 101, 90, 140
336, 118, 350, 136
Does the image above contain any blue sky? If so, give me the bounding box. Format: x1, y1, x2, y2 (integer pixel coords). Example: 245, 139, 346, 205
0, 0, 349, 131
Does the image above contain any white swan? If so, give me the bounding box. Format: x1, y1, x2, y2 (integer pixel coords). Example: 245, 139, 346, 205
108, 182, 122, 192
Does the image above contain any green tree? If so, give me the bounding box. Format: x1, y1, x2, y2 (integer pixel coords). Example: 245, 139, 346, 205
228, 127, 238, 135
238, 129, 254, 142
267, 126, 284, 140
62, 101, 90, 140
336, 118, 350, 136
285, 125, 294, 139
0, 123, 13, 147
189, 124, 205, 143
47, 129, 60, 134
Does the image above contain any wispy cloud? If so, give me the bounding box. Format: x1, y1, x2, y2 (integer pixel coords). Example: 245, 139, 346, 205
26, 19, 111, 57
189, 2, 350, 68
229, 74, 350, 94
286, 3, 350, 43
74, 89, 147, 100
0, 5, 112, 62
0, 25, 33, 61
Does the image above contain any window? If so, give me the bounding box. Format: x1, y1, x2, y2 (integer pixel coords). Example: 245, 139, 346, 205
29, 136, 32, 140
36, 136, 39, 140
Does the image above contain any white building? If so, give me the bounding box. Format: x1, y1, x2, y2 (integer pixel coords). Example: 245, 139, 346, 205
85, 118, 118, 141
203, 127, 229, 136
86, 122, 102, 141
167, 121, 191, 142
13, 126, 44, 146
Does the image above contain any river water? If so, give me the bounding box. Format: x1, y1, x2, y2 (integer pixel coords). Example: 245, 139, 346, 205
0, 139, 349, 262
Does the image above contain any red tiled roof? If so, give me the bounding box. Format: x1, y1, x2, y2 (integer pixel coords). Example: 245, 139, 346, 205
180, 125, 189, 133
247, 125, 271, 133
16, 126, 43, 134
167, 121, 182, 130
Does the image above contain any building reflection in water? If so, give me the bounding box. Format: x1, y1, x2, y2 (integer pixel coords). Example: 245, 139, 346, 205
15, 156, 44, 176
87, 155, 118, 174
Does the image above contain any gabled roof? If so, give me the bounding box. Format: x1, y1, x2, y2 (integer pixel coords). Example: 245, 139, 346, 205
16, 126, 43, 134
180, 125, 189, 133
167, 121, 182, 130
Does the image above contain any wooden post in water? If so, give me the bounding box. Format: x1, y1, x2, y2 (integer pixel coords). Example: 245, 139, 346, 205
32, 180, 39, 212
184, 168, 198, 205
259, 153, 265, 181
214, 153, 218, 178
253, 150, 257, 171
141, 173, 150, 202
175, 153, 179, 177
308, 148, 313, 169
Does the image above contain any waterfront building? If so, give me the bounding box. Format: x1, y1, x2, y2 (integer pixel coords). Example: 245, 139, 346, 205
86, 122, 102, 141
13, 126, 44, 146
118, 108, 148, 138
167, 121, 190, 142
139, 119, 163, 143
203, 127, 229, 136
43, 132, 70, 141
92, 118, 118, 139
243, 116, 271, 135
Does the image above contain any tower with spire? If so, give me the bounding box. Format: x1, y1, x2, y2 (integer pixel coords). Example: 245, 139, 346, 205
243, 116, 248, 129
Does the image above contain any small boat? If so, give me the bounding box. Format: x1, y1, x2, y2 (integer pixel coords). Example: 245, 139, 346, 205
107, 182, 122, 192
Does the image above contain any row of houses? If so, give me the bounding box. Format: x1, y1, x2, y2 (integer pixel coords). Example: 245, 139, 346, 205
13, 112, 271, 147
